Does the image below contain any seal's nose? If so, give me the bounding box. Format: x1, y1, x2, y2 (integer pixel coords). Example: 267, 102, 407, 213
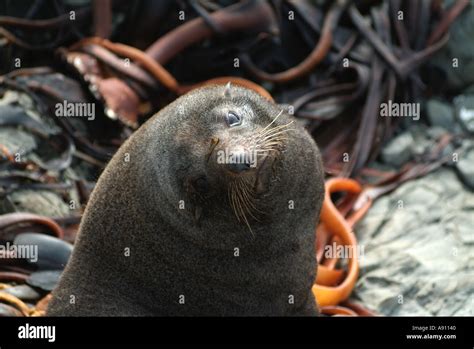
227, 161, 252, 173
222, 150, 253, 174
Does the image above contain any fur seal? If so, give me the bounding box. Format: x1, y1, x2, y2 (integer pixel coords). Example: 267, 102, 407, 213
47, 84, 325, 316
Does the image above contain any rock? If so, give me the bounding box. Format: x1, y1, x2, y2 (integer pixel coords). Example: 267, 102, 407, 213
445, 212, 474, 245
381, 132, 414, 166
355, 196, 390, 240
408, 125, 432, 157
429, 0, 474, 90
455, 146, 474, 190
0, 128, 37, 157
427, 169, 464, 194
425, 99, 456, 132
2, 284, 41, 301
453, 95, 474, 133
426, 126, 449, 139
405, 233, 460, 274
354, 168, 474, 315
26, 270, 62, 292
392, 299, 431, 316
13, 233, 73, 270
400, 183, 440, 207
465, 84, 474, 94
441, 143, 456, 161
8, 190, 71, 217
0, 303, 23, 316
412, 138, 434, 158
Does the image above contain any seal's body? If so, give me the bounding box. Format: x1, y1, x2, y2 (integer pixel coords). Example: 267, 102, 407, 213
47, 85, 325, 316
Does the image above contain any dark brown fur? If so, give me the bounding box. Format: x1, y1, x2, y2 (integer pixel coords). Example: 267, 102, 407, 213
47, 85, 324, 316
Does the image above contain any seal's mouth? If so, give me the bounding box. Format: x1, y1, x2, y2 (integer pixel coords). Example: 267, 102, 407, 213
224, 152, 278, 235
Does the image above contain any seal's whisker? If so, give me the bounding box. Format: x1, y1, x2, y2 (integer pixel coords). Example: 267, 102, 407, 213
258, 121, 294, 138
239, 183, 257, 211
230, 182, 243, 221
239, 177, 264, 216
254, 129, 293, 148
253, 147, 278, 155
260, 123, 292, 136
257, 135, 289, 144
254, 139, 286, 151
228, 182, 236, 214
253, 139, 286, 153
257, 128, 295, 143
234, 181, 255, 236
256, 144, 284, 152
229, 180, 253, 234
259, 110, 284, 136
240, 192, 259, 222
261, 119, 294, 132
264, 137, 289, 144
228, 176, 260, 237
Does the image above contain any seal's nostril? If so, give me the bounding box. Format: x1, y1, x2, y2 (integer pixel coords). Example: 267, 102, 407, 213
218, 149, 254, 173
227, 162, 251, 173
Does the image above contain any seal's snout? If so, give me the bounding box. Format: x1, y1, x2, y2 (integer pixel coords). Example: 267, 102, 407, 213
226, 161, 251, 174
214, 144, 258, 176
224, 149, 256, 174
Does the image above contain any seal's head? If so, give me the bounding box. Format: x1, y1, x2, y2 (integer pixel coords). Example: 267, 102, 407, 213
146, 83, 322, 249
199, 84, 291, 225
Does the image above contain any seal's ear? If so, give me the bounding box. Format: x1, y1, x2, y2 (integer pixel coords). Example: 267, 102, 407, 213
224, 82, 232, 100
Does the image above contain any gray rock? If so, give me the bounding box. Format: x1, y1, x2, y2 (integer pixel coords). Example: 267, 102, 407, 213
26, 270, 62, 292
14, 233, 73, 270
441, 143, 456, 160
2, 284, 41, 301
392, 299, 431, 316
0, 128, 37, 157
381, 132, 414, 166
422, 169, 464, 197
354, 167, 474, 315
454, 95, 474, 133
399, 183, 440, 207
412, 139, 434, 158
0, 102, 59, 137
0, 302, 23, 316
427, 126, 449, 139
465, 84, 474, 94
8, 190, 71, 217
426, 99, 456, 132
355, 196, 390, 240
455, 146, 474, 190
429, 1, 474, 90
445, 211, 474, 245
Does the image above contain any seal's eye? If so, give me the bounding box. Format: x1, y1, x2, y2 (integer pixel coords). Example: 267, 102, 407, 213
225, 111, 242, 127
